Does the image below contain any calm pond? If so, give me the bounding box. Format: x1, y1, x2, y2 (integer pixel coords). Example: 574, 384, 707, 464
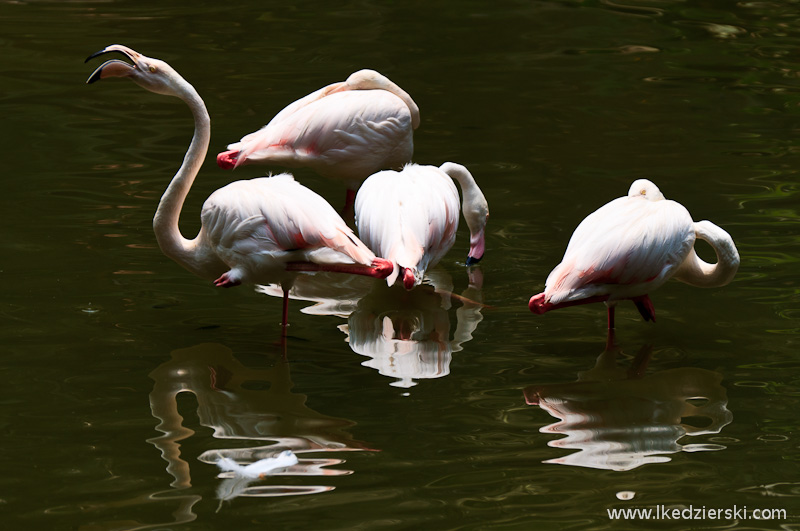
3, 1, 800, 529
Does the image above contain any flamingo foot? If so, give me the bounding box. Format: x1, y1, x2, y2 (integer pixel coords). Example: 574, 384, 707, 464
214, 271, 242, 288
216, 150, 240, 170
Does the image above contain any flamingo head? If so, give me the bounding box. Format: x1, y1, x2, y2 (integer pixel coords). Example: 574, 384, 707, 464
528, 292, 550, 314
85, 45, 189, 99
401, 267, 420, 290
628, 179, 665, 201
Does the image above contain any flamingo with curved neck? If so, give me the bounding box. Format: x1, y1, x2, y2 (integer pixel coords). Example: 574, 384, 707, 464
354, 162, 489, 290
529, 179, 740, 329
85, 45, 392, 335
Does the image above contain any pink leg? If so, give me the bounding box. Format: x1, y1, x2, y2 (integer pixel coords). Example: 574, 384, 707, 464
607, 305, 616, 330
342, 188, 357, 220
281, 287, 289, 337
530, 292, 656, 325
605, 328, 617, 352
286, 258, 393, 279
529, 293, 611, 314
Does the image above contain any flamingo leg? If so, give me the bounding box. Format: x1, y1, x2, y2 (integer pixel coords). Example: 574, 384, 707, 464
341, 188, 357, 221
286, 258, 392, 279
607, 305, 616, 330
281, 287, 290, 337
632, 295, 656, 322
604, 327, 617, 352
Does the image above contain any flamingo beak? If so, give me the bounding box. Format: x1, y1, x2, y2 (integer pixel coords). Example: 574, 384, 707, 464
402, 268, 416, 290
85, 45, 141, 84
529, 293, 548, 314
320, 81, 348, 96
465, 229, 485, 266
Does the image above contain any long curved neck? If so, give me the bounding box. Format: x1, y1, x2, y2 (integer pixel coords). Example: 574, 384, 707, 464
439, 162, 489, 263
440, 163, 488, 233
152, 82, 209, 269
394, 86, 420, 130
674, 220, 740, 288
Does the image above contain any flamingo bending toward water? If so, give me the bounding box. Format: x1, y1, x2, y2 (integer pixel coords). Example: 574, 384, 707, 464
216, 69, 420, 214
529, 179, 739, 328
85, 45, 392, 335
354, 163, 489, 289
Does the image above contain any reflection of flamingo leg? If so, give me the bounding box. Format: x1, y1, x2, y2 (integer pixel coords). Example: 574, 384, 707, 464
627, 344, 653, 379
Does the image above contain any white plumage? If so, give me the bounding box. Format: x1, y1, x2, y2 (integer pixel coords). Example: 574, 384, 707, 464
355, 163, 489, 289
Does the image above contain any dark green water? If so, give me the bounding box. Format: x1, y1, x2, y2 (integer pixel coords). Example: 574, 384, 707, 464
3, 1, 800, 529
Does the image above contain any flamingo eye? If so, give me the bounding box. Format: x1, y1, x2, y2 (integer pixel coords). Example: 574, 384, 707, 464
639, 188, 646, 195
148, 65, 157, 73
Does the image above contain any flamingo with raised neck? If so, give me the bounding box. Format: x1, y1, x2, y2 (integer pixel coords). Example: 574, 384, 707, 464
85, 45, 392, 336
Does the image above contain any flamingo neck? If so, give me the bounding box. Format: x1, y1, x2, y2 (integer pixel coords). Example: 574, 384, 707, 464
152, 84, 209, 272
440, 163, 489, 261
674, 220, 740, 288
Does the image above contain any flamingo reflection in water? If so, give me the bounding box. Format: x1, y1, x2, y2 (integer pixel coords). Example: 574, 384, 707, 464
147, 343, 374, 505
258, 268, 486, 388
523, 335, 732, 471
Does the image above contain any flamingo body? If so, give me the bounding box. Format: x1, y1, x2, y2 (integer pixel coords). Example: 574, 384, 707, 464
530, 180, 739, 327
200, 174, 382, 288
217, 70, 419, 192
355, 163, 489, 289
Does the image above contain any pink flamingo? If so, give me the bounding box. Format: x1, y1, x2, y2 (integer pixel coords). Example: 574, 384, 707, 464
529, 179, 739, 328
86, 45, 392, 335
354, 163, 489, 289
216, 69, 420, 214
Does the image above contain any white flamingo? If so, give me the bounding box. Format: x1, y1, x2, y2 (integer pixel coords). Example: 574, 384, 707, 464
529, 179, 740, 328
354, 163, 489, 289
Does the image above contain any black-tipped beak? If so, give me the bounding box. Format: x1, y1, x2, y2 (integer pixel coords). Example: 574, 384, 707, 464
465, 255, 482, 267
85, 45, 140, 84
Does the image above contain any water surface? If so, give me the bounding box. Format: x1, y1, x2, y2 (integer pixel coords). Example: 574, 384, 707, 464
3, 1, 800, 529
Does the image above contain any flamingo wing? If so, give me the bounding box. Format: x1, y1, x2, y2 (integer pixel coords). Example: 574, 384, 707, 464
545, 196, 695, 304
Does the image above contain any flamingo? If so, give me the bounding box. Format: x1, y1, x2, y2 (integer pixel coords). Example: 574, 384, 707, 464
216, 69, 420, 214
354, 163, 489, 289
85, 45, 392, 336
529, 179, 740, 328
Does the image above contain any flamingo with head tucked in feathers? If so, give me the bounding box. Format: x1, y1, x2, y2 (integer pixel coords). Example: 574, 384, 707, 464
354, 163, 489, 290
85, 45, 392, 336
216, 69, 420, 215
529, 179, 739, 329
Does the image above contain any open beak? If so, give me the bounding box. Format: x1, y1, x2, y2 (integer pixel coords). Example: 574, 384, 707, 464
85, 45, 141, 84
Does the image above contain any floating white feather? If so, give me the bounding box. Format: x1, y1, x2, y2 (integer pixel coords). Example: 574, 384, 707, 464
216, 450, 298, 478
